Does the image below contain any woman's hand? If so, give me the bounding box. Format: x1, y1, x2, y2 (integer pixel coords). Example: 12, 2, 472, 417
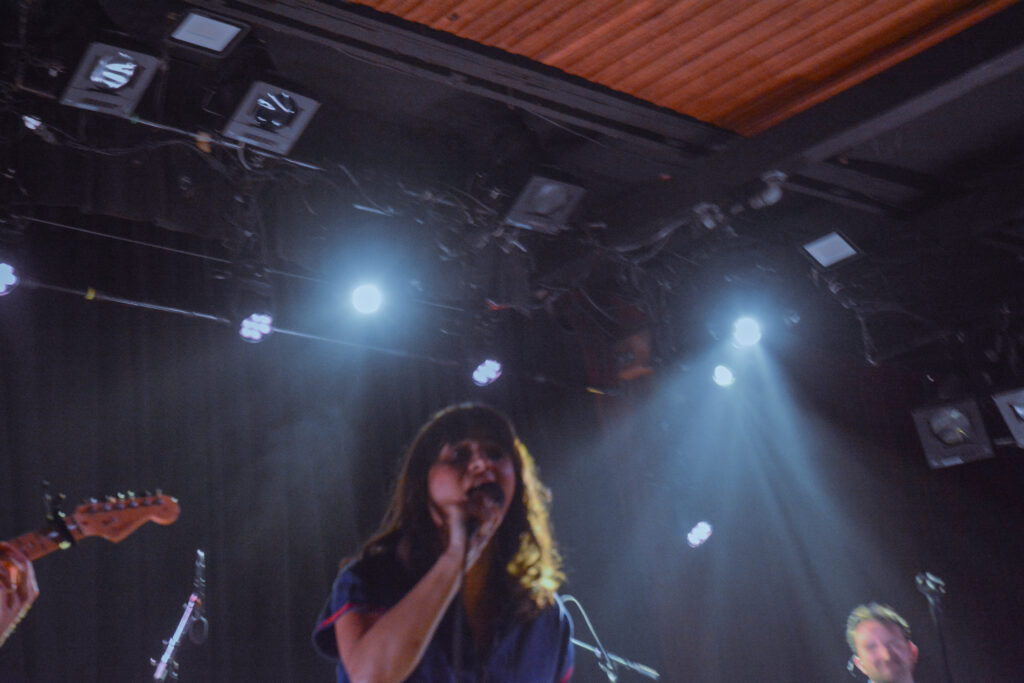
461, 491, 504, 570
429, 438, 515, 573
436, 495, 503, 571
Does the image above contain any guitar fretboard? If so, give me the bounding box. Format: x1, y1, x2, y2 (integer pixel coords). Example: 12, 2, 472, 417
8, 520, 86, 561
4, 495, 180, 562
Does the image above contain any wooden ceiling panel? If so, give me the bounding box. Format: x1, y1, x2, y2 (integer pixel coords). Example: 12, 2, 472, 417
355, 0, 1017, 135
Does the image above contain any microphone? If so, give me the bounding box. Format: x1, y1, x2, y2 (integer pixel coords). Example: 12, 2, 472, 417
468, 481, 505, 506
464, 482, 503, 539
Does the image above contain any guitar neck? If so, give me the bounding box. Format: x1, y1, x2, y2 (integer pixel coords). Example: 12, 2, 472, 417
6, 520, 87, 561
5, 494, 180, 561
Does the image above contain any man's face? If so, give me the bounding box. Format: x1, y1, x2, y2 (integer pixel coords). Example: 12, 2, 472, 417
852, 619, 918, 682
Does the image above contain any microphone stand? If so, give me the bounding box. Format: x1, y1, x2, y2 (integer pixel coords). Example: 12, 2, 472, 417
562, 595, 660, 681
152, 549, 208, 681
916, 571, 954, 683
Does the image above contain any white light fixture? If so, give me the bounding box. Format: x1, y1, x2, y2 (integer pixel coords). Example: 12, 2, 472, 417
687, 521, 713, 548
239, 312, 273, 343
60, 43, 162, 118
712, 365, 734, 387
732, 317, 761, 347
472, 359, 502, 387
0, 262, 18, 296
351, 284, 382, 314
801, 231, 859, 269
170, 11, 248, 55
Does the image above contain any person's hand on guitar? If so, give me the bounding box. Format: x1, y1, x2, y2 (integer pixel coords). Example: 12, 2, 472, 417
0, 542, 39, 647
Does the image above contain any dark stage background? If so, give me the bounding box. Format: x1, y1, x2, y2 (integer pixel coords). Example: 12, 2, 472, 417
2, 240, 1024, 682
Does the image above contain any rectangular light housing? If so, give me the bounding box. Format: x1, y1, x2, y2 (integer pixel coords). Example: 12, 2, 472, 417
170, 11, 249, 55
801, 231, 859, 268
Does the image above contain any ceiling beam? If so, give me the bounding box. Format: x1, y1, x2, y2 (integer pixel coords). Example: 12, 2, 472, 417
190, 0, 734, 159
613, 2, 1024, 244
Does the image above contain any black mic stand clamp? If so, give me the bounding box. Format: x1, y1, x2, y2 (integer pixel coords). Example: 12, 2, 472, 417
916, 571, 954, 683
151, 549, 208, 681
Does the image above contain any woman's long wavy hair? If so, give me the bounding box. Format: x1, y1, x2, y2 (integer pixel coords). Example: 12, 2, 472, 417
361, 403, 564, 618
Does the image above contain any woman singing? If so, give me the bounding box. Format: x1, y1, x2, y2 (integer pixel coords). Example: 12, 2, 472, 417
313, 403, 573, 682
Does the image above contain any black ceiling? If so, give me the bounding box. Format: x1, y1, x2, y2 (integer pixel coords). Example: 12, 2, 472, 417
3, 0, 1024, 395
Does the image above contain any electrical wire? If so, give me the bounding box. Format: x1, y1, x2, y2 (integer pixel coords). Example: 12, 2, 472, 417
12, 215, 233, 264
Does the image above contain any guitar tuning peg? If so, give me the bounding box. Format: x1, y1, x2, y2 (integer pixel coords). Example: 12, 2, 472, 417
144, 489, 153, 497
155, 488, 163, 496
126, 490, 135, 498
107, 495, 118, 503
117, 492, 126, 500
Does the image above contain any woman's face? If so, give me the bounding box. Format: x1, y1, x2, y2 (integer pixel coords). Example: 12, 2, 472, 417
427, 437, 516, 530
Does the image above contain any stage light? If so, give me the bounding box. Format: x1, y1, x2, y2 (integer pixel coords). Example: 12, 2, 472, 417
352, 284, 382, 314
504, 176, 586, 234
712, 365, 734, 387
230, 264, 275, 342
687, 521, 713, 548
169, 11, 249, 56
748, 170, 787, 209
928, 408, 971, 445
0, 262, 18, 296
222, 81, 320, 155
911, 399, 994, 469
732, 317, 761, 347
60, 43, 162, 118
992, 388, 1024, 448
239, 312, 273, 343
801, 231, 860, 269
472, 359, 502, 387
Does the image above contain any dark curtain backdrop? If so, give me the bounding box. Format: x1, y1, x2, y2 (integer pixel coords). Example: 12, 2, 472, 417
3, 239, 1024, 682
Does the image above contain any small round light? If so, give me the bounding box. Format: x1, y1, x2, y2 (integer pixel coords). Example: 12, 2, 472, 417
239, 313, 273, 343
712, 365, 734, 387
352, 284, 382, 314
472, 359, 502, 387
0, 262, 18, 296
687, 521, 713, 548
732, 317, 761, 347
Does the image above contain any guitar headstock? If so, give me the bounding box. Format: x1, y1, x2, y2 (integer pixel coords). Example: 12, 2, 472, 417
72, 493, 181, 544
